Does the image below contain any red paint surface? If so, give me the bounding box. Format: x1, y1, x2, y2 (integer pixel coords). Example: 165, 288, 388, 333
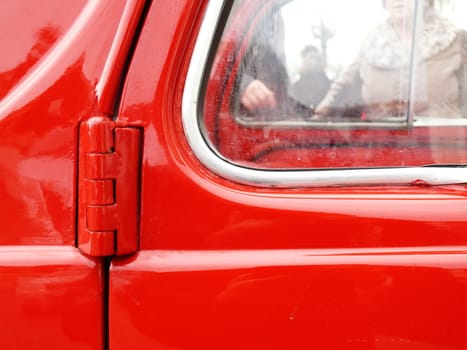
2, 0, 467, 348
0, 0, 145, 245
112, 0, 467, 348
0, 247, 104, 349
111, 249, 467, 349
118, 0, 467, 251
78, 117, 142, 256
0, 0, 145, 348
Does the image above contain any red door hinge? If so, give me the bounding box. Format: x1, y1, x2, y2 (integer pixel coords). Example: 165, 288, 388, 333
78, 116, 142, 257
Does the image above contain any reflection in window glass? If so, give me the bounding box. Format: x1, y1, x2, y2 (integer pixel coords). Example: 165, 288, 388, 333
203, 0, 467, 169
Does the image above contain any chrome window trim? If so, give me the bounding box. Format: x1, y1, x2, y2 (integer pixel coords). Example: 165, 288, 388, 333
233, 116, 467, 129
233, 116, 409, 129
181, 0, 467, 188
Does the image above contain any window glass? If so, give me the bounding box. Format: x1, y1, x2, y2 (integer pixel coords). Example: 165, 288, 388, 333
202, 0, 467, 169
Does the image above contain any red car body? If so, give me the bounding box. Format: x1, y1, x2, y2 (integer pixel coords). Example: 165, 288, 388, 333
1, 0, 467, 349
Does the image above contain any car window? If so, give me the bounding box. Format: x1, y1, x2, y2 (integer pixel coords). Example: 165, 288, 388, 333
201, 0, 467, 170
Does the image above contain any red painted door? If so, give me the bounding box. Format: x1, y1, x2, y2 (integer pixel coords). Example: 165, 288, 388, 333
109, 0, 467, 349
0, 0, 145, 348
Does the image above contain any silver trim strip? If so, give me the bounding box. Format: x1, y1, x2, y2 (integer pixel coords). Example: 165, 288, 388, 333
234, 116, 467, 129
233, 116, 409, 129
181, 0, 467, 188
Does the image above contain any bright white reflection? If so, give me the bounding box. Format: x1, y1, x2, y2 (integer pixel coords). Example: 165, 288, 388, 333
282, 0, 467, 79
281, 0, 384, 79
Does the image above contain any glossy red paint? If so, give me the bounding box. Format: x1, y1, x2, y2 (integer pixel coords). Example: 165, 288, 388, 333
111, 248, 467, 349
0, 0, 146, 245
117, 0, 467, 251
2, 0, 467, 348
0, 246, 104, 349
78, 117, 142, 256
0, 0, 146, 348
0, 0, 87, 100
111, 0, 467, 348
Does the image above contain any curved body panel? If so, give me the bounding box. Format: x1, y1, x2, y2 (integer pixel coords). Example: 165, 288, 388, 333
112, 0, 467, 348
0, 1, 146, 348
0, 247, 103, 349
111, 249, 467, 349
0, 0, 145, 245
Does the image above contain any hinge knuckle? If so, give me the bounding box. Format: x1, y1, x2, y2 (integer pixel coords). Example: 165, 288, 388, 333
85, 117, 115, 152
85, 180, 114, 205
86, 153, 117, 179
82, 231, 115, 257
87, 205, 118, 231
78, 117, 141, 257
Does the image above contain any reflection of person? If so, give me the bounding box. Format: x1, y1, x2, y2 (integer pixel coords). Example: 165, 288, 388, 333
316, 0, 467, 119
291, 45, 331, 109
236, 8, 290, 117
